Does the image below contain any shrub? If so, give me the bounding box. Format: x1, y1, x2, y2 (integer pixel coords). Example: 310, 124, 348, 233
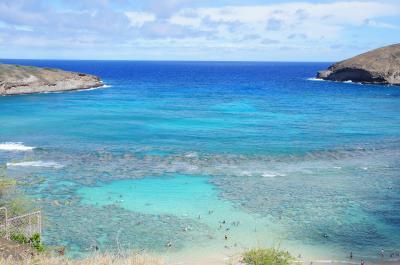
30, 233, 45, 252
10, 233, 45, 252
242, 247, 295, 265
10, 233, 29, 245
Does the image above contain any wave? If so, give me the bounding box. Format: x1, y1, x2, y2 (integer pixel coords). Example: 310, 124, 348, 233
306, 77, 365, 85
262, 171, 286, 178
75, 84, 111, 93
307, 77, 324, 82
7, 161, 63, 169
343, 80, 364, 85
39, 84, 110, 94
0, 142, 35, 151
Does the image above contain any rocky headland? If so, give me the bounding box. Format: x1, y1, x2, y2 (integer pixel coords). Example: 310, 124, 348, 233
0, 63, 102, 96
317, 43, 400, 85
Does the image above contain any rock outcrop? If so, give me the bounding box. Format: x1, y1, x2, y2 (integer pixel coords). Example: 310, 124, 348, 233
317, 44, 400, 85
0, 64, 103, 95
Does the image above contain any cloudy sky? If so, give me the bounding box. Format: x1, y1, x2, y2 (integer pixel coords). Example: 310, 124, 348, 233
0, 0, 399, 61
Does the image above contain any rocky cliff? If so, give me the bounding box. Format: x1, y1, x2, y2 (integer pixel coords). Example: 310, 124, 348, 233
317, 44, 400, 85
0, 64, 103, 95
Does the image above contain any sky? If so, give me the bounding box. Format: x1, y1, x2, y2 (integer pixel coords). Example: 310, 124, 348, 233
0, 0, 399, 61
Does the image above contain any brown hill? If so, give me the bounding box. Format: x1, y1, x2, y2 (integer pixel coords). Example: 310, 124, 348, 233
317, 44, 400, 85
0, 64, 102, 95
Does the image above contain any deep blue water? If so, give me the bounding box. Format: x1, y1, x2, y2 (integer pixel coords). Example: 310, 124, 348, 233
0, 60, 399, 262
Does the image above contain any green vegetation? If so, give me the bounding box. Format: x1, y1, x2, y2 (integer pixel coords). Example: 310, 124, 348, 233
1, 168, 44, 251
10, 233, 45, 252
10, 233, 29, 244
44, 67, 58, 71
0, 178, 16, 197
242, 247, 295, 265
0, 168, 32, 216
0, 63, 41, 80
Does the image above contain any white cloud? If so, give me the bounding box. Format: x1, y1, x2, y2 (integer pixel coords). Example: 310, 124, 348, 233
169, 1, 400, 43
125, 11, 156, 27
363, 19, 398, 29
0, 0, 399, 60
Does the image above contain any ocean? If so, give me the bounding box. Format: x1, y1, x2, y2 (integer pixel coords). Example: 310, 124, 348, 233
1, 60, 399, 263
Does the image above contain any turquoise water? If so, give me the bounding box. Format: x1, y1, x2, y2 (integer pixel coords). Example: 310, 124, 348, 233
0, 60, 400, 263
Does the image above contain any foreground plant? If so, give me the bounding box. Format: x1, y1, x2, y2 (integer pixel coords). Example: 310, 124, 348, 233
242, 247, 295, 265
10, 233, 45, 252
0, 168, 32, 216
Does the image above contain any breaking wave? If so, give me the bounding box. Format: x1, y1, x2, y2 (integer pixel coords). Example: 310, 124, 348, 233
7, 160, 63, 168
307, 77, 324, 82
0, 142, 35, 151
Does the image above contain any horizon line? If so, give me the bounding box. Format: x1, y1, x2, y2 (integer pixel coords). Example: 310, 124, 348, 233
0, 58, 333, 64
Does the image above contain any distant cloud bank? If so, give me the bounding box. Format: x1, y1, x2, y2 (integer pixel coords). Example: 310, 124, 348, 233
0, 0, 399, 61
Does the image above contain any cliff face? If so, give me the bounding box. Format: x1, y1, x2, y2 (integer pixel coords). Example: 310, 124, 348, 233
0, 64, 103, 95
317, 44, 400, 85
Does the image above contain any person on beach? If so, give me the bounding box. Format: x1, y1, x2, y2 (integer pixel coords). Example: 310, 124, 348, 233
381, 249, 384, 257
57, 247, 65, 256
361, 259, 364, 265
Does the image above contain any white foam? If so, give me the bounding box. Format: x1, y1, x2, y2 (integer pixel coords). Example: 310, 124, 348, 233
75, 84, 111, 93
307, 77, 365, 85
262, 171, 286, 178
0, 142, 34, 151
7, 161, 63, 169
184, 152, 198, 158
76, 87, 101, 92
307, 77, 324, 82
37, 85, 108, 94
69, 82, 111, 93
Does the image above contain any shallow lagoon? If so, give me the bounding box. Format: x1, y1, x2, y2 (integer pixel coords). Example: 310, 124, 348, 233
1, 60, 400, 263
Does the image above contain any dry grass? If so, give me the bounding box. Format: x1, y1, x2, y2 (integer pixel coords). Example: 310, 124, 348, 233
0, 253, 165, 265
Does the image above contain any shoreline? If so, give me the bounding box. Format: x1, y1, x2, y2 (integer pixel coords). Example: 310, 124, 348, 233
159, 245, 400, 265
0, 83, 109, 97
164, 255, 400, 265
